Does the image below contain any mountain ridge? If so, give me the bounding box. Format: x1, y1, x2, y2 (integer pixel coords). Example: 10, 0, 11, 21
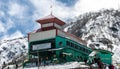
67, 9, 120, 64
0, 9, 120, 68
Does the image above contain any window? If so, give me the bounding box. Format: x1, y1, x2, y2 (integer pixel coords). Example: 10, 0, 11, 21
86, 49, 88, 53
66, 41, 70, 46
80, 56, 83, 60
70, 43, 74, 47
86, 49, 91, 53
79, 47, 82, 50
58, 42, 63, 46
83, 48, 85, 52
80, 47, 83, 51
74, 44, 78, 49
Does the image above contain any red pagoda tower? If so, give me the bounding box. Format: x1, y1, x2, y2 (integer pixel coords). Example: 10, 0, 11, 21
36, 14, 65, 31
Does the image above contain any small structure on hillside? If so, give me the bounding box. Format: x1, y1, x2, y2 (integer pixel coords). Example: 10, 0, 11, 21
88, 49, 113, 66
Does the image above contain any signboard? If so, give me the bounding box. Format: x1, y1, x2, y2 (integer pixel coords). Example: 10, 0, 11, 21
32, 43, 51, 50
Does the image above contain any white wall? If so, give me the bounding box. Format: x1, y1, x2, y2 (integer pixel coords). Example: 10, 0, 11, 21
29, 29, 56, 42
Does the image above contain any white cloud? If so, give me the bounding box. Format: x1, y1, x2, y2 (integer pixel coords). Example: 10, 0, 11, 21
0, 21, 5, 33
0, 19, 15, 34
30, 0, 75, 21
0, 19, 15, 40
30, 0, 120, 22
0, 2, 28, 40
1, 30, 24, 40
6, 19, 15, 31
0, 20, 22, 40
9, 30, 24, 39
0, 11, 5, 16
8, 2, 25, 17
75, 0, 120, 14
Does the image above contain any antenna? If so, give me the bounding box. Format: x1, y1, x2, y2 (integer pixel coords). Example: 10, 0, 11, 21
50, 0, 53, 15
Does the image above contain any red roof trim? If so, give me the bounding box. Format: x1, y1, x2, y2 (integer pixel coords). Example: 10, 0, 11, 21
58, 29, 87, 45
66, 32, 87, 45
36, 15, 65, 26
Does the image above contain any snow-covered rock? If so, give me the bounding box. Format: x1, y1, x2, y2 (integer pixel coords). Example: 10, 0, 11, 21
0, 37, 28, 67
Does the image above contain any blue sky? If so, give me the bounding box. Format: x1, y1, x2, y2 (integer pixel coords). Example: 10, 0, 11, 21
58, 0, 78, 6
0, 0, 120, 40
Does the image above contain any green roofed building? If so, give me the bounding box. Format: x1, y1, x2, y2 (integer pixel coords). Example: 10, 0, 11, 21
88, 49, 113, 65
23, 14, 113, 68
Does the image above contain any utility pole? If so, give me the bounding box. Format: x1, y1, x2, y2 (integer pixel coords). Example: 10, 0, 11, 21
37, 50, 40, 69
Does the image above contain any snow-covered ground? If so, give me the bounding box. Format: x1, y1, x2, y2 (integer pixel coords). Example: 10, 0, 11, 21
2, 62, 90, 69
23, 62, 89, 69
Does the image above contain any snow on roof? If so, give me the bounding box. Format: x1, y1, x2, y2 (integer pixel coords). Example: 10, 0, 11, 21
36, 14, 65, 26
38, 14, 56, 20
63, 30, 87, 45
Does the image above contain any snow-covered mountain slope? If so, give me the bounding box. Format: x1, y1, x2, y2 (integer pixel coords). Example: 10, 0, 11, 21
0, 37, 28, 67
1, 8, 120, 68
67, 9, 120, 64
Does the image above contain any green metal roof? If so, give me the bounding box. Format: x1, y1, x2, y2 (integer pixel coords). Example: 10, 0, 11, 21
93, 49, 114, 55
